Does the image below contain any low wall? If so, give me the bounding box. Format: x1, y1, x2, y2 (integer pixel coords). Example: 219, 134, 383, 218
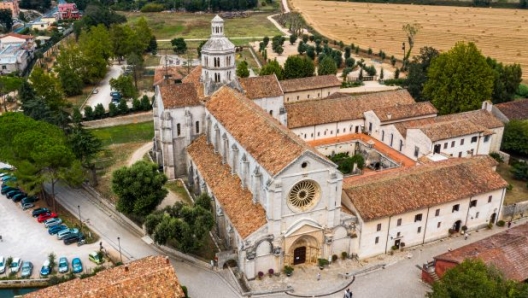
0, 279, 48, 289
82, 112, 152, 129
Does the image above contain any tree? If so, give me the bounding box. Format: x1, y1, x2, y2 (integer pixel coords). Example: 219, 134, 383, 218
118, 99, 129, 114
0, 76, 23, 112
108, 102, 118, 117
147, 36, 158, 54
110, 75, 137, 99
306, 45, 315, 60
126, 52, 144, 90
171, 37, 187, 54
289, 34, 297, 45
284, 56, 314, 79
380, 68, 384, 80
318, 56, 337, 75
259, 59, 284, 80
83, 106, 94, 120
345, 57, 355, 68
428, 259, 528, 298
344, 46, 351, 59
112, 161, 168, 216
78, 24, 112, 83
68, 126, 103, 186
486, 58, 522, 104
402, 23, 422, 69
501, 120, 528, 156
140, 95, 151, 111
0, 9, 13, 31
197, 40, 207, 58
80, 3, 126, 29
93, 103, 105, 119
423, 42, 494, 115
236, 61, 250, 78
132, 98, 141, 111
54, 40, 84, 96
72, 107, 82, 124
133, 17, 153, 53
405, 46, 440, 102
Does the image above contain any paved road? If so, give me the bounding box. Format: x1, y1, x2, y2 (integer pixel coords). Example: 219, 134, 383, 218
51, 183, 240, 297
83, 64, 123, 110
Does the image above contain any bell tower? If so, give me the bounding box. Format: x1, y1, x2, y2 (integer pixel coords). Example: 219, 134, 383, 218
200, 15, 237, 95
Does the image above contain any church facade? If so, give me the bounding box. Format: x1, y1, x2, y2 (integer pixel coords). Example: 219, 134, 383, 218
152, 16, 508, 279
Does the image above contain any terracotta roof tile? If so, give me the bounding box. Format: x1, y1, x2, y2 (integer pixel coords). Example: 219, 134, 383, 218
343, 157, 507, 221
182, 65, 205, 99
495, 99, 528, 121
153, 66, 186, 86
280, 75, 341, 93
434, 222, 528, 282
24, 256, 185, 298
239, 75, 283, 99
206, 86, 325, 176
160, 83, 201, 109
413, 119, 489, 141
372, 102, 437, 122
286, 89, 416, 129
187, 136, 267, 238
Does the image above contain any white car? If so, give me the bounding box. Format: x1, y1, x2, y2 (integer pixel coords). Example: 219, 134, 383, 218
0, 256, 5, 274
10, 257, 22, 273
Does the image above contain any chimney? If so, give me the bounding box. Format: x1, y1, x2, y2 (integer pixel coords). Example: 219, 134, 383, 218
387, 113, 392, 120
124, 265, 129, 272
165, 256, 170, 264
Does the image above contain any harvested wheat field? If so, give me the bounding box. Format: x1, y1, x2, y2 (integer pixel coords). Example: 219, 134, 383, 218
289, 0, 528, 79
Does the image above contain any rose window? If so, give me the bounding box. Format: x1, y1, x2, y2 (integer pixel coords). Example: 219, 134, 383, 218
288, 180, 320, 211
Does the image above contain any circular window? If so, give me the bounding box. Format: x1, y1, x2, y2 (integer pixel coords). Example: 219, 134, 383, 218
288, 180, 320, 212
301, 162, 308, 168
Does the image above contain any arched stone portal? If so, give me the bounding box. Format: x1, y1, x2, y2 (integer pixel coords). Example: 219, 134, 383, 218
286, 235, 319, 266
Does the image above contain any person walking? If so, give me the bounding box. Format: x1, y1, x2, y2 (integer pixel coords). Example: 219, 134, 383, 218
508, 220, 512, 228
317, 272, 321, 281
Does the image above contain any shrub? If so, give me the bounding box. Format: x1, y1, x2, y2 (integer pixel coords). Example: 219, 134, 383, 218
84, 106, 94, 120
341, 252, 348, 260
140, 95, 152, 111
383, 78, 406, 86
506, 183, 513, 191
489, 152, 503, 163
118, 99, 129, 114
511, 162, 528, 181
341, 81, 363, 88
332, 254, 338, 262
394, 68, 400, 79
496, 220, 506, 227
487, 223, 493, 229
448, 228, 456, 235
140, 3, 164, 12
317, 258, 329, 267
132, 98, 141, 111
391, 245, 399, 250
94, 103, 106, 119
268, 268, 274, 276
345, 57, 355, 67
108, 102, 118, 117
258, 271, 264, 279
283, 265, 294, 275
461, 225, 468, 231
181, 286, 189, 298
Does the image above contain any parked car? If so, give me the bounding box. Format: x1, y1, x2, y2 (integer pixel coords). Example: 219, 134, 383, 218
92, 88, 98, 94
63, 233, 84, 245
58, 257, 69, 273
71, 258, 83, 273
21, 202, 34, 210
0, 256, 5, 274
20, 261, 33, 278
44, 218, 63, 228
21, 196, 38, 204
12, 192, 27, 202
40, 260, 51, 277
110, 91, 122, 103
32, 208, 50, 217
1, 186, 16, 194
6, 189, 21, 199
57, 228, 79, 240
10, 258, 22, 273
48, 225, 68, 235
1, 175, 12, 181
38, 212, 58, 223
88, 251, 104, 265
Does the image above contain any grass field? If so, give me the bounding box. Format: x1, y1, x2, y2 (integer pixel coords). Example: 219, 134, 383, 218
89, 122, 154, 147
122, 12, 283, 40
496, 163, 528, 205
289, 1, 528, 80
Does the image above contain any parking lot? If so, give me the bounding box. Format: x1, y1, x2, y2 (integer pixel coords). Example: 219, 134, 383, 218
0, 169, 104, 278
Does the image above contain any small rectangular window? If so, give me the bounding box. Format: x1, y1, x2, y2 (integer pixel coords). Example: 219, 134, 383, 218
470, 200, 477, 208
460, 139, 465, 145
414, 214, 422, 222
476, 212, 479, 219
484, 135, 490, 142
176, 123, 181, 136
377, 223, 381, 231
452, 204, 460, 213
451, 141, 455, 148
307, 94, 310, 99
375, 236, 379, 244
318, 132, 320, 137
414, 146, 419, 158
437, 222, 441, 228
397, 218, 402, 226
458, 152, 462, 157
337, 129, 340, 134
195, 121, 200, 133
443, 143, 448, 149
396, 232, 401, 238
471, 136, 478, 143
435, 209, 440, 217
488, 195, 492, 203
417, 227, 422, 233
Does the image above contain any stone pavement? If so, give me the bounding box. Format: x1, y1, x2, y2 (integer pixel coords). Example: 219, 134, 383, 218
252, 216, 528, 298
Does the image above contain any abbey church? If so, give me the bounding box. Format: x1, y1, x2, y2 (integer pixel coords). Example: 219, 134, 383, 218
152, 16, 508, 279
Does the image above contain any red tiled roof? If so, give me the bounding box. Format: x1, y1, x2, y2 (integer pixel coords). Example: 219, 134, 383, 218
188, 136, 267, 238
182, 65, 205, 100
280, 75, 341, 93
343, 157, 507, 221
239, 75, 283, 99
495, 99, 528, 121
286, 89, 416, 129
413, 119, 490, 141
371, 102, 437, 122
160, 83, 201, 109
206, 86, 326, 176
153, 66, 186, 86
434, 222, 528, 282
24, 256, 185, 298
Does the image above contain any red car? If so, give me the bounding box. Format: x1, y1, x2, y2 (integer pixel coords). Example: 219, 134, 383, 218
37, 212, 58, 223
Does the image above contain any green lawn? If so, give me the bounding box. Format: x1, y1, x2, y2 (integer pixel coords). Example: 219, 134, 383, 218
496, 163, 528, 205
89, 122, 154, 147
122, 12, 282, 40
165, 180, 192, 205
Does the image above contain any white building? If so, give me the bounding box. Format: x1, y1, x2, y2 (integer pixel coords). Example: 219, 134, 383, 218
0, 33, 35, 75
152, 15, 509, 279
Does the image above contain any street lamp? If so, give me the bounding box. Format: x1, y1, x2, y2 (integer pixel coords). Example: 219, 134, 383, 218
118, 237, 122, 264
78, 205, 82, 232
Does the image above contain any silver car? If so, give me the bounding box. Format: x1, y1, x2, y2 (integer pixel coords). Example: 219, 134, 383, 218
20, 261, 33, 278
44, 218, 63, 228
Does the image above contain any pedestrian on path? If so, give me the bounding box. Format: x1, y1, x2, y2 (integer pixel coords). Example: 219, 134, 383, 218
508, 220, 512, 228
317, 272, 321, 281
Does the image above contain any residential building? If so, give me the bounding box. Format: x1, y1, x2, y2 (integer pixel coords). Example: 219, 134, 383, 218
423, 222, 528, 283
484, 99, 528, 123
0, 0, 19, 18
0, 32, 34, 74
24, 256, 186, 298
281, 75, 341, 103
56, 3, 81, 20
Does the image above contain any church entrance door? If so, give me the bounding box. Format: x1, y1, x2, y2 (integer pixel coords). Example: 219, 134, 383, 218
293, 247, 306, 265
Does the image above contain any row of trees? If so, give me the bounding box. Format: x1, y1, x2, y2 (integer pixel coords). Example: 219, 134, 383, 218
77, 95, 153, 121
